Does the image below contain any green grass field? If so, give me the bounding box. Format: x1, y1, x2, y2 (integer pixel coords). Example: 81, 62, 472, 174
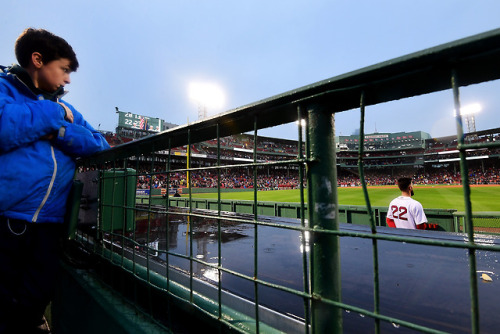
187, 185, 500, 212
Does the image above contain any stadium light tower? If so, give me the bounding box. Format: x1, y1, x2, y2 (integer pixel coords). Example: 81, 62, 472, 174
454, 103, 482, 134
188, 82, 225, 121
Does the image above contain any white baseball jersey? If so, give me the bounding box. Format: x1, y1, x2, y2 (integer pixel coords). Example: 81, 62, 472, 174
387, 196, 427, 229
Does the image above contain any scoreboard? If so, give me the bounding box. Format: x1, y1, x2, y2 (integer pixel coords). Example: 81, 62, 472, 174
117, 111, 162, 132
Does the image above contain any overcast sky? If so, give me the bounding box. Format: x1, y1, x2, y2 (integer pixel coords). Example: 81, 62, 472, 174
2, 1, 500, 140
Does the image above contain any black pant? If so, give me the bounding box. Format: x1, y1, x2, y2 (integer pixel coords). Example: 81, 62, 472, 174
0, 217, 63, 333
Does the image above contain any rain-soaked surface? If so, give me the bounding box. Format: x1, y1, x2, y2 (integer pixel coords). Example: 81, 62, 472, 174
113, 206, 500, 333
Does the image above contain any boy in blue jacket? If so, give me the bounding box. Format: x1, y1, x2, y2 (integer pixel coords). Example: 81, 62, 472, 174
0, 28, 110, 332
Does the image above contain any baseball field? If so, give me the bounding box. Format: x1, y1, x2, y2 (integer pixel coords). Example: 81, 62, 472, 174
187, 185, 500, 212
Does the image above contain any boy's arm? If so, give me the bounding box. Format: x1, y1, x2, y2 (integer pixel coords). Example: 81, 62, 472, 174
0, 91, 66, 152
52, 102, 110, 157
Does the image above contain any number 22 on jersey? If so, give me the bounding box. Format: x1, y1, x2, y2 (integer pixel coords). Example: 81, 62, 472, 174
391, 205, 408, 221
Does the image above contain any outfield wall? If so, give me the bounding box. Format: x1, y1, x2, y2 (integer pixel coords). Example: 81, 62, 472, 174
137, 187, 253, 196
179, 187, 254, 194
141, 197, 458, 232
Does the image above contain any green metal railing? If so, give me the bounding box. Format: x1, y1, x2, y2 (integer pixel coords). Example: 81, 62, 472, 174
453, 212, 500, 234
74, 28, 500, 333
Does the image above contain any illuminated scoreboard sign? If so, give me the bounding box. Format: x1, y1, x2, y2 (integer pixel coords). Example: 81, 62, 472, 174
117, 111, 162, 132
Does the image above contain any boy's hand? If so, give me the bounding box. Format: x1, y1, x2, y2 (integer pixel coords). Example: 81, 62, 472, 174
40, 133, 55, 140
58, 102, 74, 123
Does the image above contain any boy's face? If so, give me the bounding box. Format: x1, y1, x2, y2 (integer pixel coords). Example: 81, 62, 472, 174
37, 58, 72, 92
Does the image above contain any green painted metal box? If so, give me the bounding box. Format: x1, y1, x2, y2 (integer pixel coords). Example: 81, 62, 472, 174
100, 169, 137, 232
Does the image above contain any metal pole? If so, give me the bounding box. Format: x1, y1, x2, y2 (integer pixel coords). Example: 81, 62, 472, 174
359, 92, 380, 334
451, 69, 479, 333
307, 104, 342, 334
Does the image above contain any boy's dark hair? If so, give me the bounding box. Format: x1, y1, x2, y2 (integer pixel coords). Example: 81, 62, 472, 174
15, 28, 79, 71
397, 177, 412, 192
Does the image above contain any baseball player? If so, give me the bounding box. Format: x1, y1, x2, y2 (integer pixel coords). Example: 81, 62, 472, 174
386, 177, 437, 230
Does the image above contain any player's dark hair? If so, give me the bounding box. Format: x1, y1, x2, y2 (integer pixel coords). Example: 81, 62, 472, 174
15, 28, 79, 71
397, 177, 412, 192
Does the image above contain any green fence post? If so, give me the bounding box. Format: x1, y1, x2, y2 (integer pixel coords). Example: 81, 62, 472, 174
307, 104, 341, 334
452, 69, 479, 333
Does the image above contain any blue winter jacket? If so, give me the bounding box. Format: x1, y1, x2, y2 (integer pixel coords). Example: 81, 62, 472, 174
0, 65, 110, 223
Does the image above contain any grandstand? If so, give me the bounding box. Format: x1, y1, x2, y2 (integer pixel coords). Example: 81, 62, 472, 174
100, 116, 500, 191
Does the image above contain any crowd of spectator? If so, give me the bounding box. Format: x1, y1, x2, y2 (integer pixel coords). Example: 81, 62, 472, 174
134, 164, 500, 192
136, 168, 303, 191
337, 166, 500, 187
105, 128, 500, 191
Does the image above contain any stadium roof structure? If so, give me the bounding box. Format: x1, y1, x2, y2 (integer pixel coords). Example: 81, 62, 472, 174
338, 130, 431, 141
425, 127, 500, 144
469, 126, 500, 138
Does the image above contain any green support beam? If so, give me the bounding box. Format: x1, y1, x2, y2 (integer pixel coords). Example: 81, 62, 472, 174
307, 104, 341, 334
